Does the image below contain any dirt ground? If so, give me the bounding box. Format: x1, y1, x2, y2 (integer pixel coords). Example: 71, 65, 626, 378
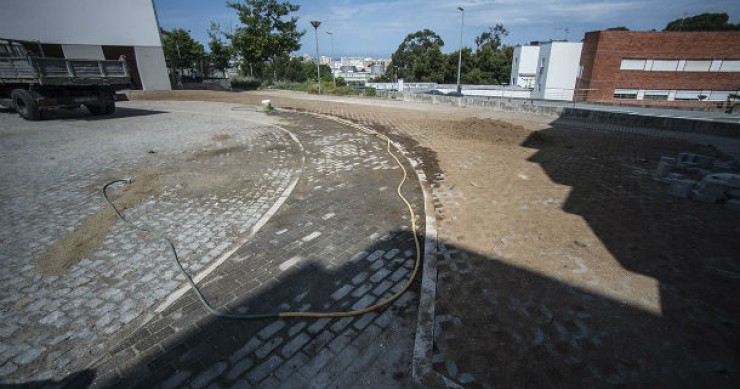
128, 90, 739, 387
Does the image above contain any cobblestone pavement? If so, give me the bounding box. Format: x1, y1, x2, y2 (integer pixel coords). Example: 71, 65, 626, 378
130, 91, 739, 388
0, 100, 425, 388
0, 102, 303, 383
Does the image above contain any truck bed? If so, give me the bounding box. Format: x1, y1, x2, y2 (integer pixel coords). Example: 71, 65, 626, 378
0, 56, 131, 90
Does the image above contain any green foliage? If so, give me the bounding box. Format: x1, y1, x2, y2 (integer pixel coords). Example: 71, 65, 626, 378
388, 29, 445, 81
207, 22, 234, 75
664, 12, 740, 31
387, 25, 513, 86
162, 28, 205, 66
227, 0, 305, 78
363, 87, 377, 97
475, 23, 509, 51
606, 26, 630, 31
229, 75, 262, 90
335, 76, 347, 87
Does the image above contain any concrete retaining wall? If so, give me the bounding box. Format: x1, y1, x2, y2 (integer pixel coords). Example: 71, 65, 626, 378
378, 91, 563, 117
377, 91, 740, 138
560, 108, 740, 138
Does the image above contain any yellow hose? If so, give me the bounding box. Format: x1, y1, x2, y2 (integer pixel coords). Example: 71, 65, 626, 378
105, 111, 421, 319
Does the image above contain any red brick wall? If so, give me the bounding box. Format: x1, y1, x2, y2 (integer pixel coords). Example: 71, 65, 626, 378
577, 30, 740, 106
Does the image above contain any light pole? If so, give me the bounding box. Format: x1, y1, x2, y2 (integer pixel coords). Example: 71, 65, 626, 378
310, 20, 322, 95
326, 31, 336, 87
456, 7, 464, 95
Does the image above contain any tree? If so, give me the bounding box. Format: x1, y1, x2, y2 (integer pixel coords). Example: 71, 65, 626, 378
606, 26, 630, 31
162, 28, 205, 68
387, 29, 445, 81
664, 12, 740, 31
475, 23, 509, 51
445, 47, 474, 83
207, 22, 234, 77
227, 0, 305, 79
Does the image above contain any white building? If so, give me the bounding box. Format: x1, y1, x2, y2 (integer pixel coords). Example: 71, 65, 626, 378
510, 45, 540, 89
531, 41, 583, 101
0, 0, 170, 90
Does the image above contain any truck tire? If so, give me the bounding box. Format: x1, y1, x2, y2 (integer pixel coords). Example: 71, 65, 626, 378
86, 102, 115, 116
11, 89, 41, 121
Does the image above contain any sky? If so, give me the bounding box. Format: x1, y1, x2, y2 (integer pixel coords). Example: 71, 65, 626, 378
154, 0, 740, 58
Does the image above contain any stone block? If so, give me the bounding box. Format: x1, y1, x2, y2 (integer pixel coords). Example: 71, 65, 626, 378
724, 199, 740, 212
694, 154, 716, 169
666, 179, 696, 198
659, 156, 676, 165
691, 189, 721, 203
655, 162, 672, 180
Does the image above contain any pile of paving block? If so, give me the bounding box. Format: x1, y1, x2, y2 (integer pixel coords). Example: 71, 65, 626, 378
655, 152, 740, 211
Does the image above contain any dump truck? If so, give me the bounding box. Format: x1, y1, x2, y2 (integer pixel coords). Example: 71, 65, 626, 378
0, 38, 132, 120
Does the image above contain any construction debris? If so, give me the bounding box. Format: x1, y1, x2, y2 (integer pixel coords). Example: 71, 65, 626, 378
655, 152, 740, 209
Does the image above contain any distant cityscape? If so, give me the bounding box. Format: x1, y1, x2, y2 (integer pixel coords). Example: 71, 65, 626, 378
298, 54, 393, 84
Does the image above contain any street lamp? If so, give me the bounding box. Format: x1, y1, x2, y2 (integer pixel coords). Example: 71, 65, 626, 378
456, 6, 464, 95
310, 20, 322, 95
326, 31, 335, 87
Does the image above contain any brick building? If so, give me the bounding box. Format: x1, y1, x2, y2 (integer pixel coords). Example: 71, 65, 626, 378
576, 30, 740, 107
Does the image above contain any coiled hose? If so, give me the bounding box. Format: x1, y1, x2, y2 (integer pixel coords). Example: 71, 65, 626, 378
103, 130, 420, 319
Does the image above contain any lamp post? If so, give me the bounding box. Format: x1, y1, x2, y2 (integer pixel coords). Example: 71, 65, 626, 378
326, 31, 335, 87
310, 20, 322, 95
456, 7, 464, 95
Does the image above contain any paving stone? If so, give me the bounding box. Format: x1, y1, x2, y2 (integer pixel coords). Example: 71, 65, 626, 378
352, 295, 376, 310
327, 329, 357, 353
225, 358, 254, 382
247, 355, 283, 385
191, 362, 227, 389
274, 351, 310, 381
258, 320, 286, 340
281, 333, 310, 358
256, 337, 284, 360
330, 284, 353, 301
307, 318, 331, 335
353, 312, 378, 331
370, 268, 391, 283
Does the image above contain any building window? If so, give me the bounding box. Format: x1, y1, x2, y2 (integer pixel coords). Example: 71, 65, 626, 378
674, 90, 702, 100
643, 90, 670, 100
708, 91, 732, 101
613, 89, 638, 99
649, 60, 679, 71
620, 59, 646, 70
720, 60, 740, 72
683, 60, 712, 72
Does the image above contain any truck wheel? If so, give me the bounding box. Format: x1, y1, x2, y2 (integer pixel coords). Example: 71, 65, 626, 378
104, 102, 115, 115
11, 89, 41, 121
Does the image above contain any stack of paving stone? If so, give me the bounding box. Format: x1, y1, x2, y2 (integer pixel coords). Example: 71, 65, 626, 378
655, 152, 740, 210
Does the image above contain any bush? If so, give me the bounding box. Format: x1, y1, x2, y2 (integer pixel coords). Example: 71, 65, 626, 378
229, 76, 262, 90
363, 87, 377, 97
335, 77, 347, 87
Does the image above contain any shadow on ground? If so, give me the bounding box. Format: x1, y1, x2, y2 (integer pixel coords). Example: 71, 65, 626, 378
0, 106, 167, 121
433, 124, 738, 387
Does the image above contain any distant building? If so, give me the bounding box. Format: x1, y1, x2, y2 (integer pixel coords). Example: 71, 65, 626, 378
531, 41, 583, 101
0, 0, 170, 90
510, 45, 540, 88
576, 30, 740, 107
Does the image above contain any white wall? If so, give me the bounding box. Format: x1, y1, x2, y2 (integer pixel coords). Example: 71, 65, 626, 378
510, 45, 540, 88
135, 46, 171, 90
532, 42, 583, 101
0, 0, 171, 90
0, 0, 161, 46
61, 45, 105, 60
